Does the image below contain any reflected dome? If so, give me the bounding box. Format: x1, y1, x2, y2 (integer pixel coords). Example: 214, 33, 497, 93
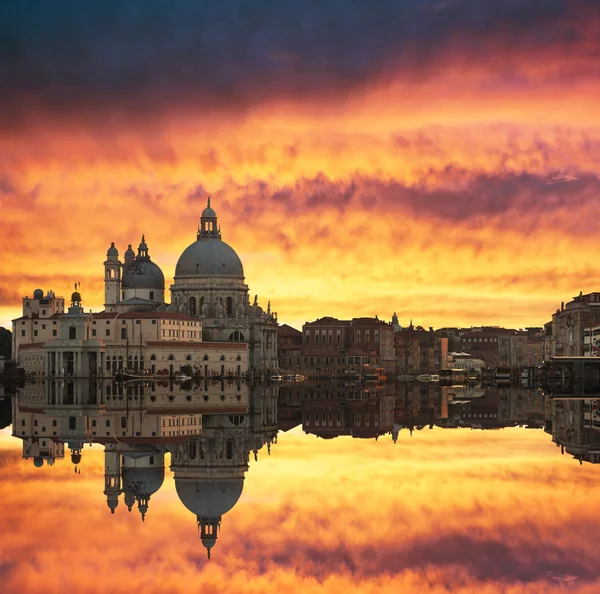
175, 477, 244, 518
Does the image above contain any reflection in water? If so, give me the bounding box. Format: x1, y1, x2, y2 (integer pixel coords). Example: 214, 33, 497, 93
11, 379, 277, 558
4, 378, 600, 588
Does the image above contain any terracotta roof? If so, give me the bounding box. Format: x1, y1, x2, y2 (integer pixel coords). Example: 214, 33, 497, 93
278, 324, 302, 337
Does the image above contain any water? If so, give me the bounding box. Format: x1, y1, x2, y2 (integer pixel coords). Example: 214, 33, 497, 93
0, 380, 598, 593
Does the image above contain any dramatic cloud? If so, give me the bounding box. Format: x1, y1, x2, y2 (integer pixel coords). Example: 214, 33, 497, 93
2, 0, 600, 129
2, 1, 600, 331
1, 428, 600, 593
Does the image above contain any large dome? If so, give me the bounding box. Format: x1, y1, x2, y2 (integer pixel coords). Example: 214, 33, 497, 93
175, 477, 244, 517
175, 238, 244, 279
122, 259, 165, 290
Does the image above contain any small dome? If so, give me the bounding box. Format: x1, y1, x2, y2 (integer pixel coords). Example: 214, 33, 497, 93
107, 242, 119, 257
175, 239, 244, 278
71, 291, 82, 303
33, 456, 44, 468
166, 303, 178, 313
122, 466, 165, 498
33, 288, 44, 299
122, 260, 165, 291
71, 452, 82, 465
202, 206, 217, 219
124, 244, 135, 259
175, 478, 244, 518
157, 304, 167, 312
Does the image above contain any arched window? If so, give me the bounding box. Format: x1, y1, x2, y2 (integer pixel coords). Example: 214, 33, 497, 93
189, 297, 196, 316
150, 354, 156, 361
228, 331, 245, 341
236, 355, 241, 361
226, 297, 233, 316
203, 354, 209, 361
220, 355, 226, 361
168, 354, 174, 361
121, 328, 127, 339
200, 297, 204, 312
186, 354, 192, 361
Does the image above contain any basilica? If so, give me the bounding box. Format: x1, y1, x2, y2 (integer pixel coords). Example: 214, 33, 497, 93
13, 198, 278, 375
104, 198, 278, 371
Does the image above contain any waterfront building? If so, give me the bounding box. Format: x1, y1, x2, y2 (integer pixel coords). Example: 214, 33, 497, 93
300, 316, 395, 374
548, 292, 600, 357
12, 198, 276, 375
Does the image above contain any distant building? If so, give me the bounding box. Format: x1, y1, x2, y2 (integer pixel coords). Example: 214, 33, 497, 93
549, 292, 600, 357
395, 323, 447, 375
277, 324, 302, 370
300, 316, 395, 374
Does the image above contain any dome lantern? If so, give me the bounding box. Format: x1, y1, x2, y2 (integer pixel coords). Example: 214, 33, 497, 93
124, 244, 135, 265
198, 197, 221, 240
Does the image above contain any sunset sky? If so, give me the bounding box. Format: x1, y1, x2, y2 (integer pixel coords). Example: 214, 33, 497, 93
2, 426, 600, 593
2, 0, 600, 330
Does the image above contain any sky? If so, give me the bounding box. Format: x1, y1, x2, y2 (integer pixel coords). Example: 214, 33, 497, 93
1, 426, 600, 593
2, 0, 600, 330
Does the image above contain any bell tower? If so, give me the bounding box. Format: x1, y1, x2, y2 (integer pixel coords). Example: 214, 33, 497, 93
104, 242, 121, 312
103, 445, 122, 514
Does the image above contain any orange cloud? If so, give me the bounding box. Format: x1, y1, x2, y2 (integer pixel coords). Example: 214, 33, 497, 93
1, 427, 600, 593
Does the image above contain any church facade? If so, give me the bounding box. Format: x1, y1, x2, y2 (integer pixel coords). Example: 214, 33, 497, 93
12, 199, 278, 375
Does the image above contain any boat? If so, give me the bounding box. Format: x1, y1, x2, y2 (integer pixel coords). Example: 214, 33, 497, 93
271, 375, 283, 382
175, 374, 192, 382
294, 374, 305, 382
364, 368, 386, 382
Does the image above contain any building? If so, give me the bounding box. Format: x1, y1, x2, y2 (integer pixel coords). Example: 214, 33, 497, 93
277, 324, 303, 370
394, 323, 447, 375
12, 198, 277, 374
549, 292, 600, 357
300, 316, 395, 374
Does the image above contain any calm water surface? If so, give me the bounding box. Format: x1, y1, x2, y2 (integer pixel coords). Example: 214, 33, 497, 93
0, 380, 598, 593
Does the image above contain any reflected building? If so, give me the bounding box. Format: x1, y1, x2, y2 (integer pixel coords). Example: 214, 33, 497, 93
279, 382, 396, 439
10, 379, 277, 558
545, 398, 600, 464
439, 387, 544, 430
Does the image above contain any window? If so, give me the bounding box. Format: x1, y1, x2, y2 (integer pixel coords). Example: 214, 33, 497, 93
42, 309, 46, 315
136, 320, 140, 325
106, 330, 110, 337
152, 320, 156, 325
21, 330, 25, 337
189, 297, 197, 316
121, 328, 127, 339
52, 330, 57, 337
34, 330, 38, 337
226, 297, 233, 316
92, 329, 96, 336
149, 291, 155, 300
42, 324, 46, 330
69, 327, 76, 339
